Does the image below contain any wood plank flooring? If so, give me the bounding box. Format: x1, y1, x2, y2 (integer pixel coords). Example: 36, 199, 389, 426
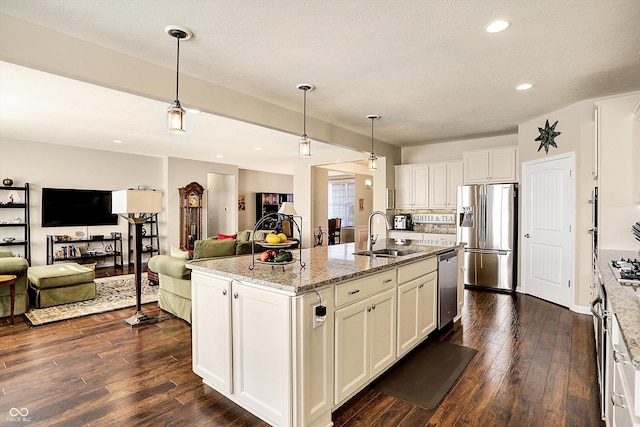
1, 282, 604, 426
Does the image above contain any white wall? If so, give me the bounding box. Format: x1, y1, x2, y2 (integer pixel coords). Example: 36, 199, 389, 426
0, 138, 163, 266
237, 169, 294, 231
597, 95, 640, 250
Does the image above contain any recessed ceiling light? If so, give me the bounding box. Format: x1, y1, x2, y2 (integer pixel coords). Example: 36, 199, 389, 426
486, 20, 510, 33
185, 107, 200, 114
216, 155, 223, 158
113, 139, 123, 144
516, 83, 534, 91
254, 147, 262, 151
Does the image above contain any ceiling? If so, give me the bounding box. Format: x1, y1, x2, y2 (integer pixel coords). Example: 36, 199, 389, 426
1, 1, 640, 173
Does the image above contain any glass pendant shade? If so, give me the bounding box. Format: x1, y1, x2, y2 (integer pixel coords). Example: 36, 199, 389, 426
167, 101, 186, 134
299, 135, 311, 157
368, 152, 378, 170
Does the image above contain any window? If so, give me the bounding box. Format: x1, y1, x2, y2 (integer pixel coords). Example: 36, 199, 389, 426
328, 178, 355, 226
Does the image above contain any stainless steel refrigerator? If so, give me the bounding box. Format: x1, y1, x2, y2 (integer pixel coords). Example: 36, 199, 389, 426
456, 183, 517, 292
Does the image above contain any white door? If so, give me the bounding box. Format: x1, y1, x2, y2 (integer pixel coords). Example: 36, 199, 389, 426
334, 298, 369, 405
368, 288, 396, 378
522, 153, 574, 307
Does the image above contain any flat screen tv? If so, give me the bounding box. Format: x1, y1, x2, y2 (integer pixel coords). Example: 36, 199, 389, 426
42, 188, 119, 227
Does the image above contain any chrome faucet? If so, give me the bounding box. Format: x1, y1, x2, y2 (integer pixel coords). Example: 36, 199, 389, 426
367, 211, 391, 252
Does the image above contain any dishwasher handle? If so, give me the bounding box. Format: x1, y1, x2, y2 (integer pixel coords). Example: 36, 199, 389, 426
438, 250, 457, 262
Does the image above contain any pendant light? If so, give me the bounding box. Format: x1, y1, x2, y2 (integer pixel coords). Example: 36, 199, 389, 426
166, 25, 193, 134
367, 115, 380, 170
297, 83, 314, 157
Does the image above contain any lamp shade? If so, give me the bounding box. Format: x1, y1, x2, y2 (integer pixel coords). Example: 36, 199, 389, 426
278, 202, 298, 216
112, 190, 163, 214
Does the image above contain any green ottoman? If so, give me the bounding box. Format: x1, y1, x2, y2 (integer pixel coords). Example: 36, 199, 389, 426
28, 263, 96, 308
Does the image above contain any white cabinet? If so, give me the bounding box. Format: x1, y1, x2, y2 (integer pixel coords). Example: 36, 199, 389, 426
396, 258, 437, 357
192, 273, 232, 394
429, 161, 463, 208
191, 272, 293, 427
463, 146, 518, 184
232, 282, 291, 426
334, 279, 396, 405
395, 164, 429, 208
397, 272, 436, 357
609, 312, 640, 426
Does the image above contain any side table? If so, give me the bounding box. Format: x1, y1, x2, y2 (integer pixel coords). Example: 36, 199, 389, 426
0, 274, 17, 326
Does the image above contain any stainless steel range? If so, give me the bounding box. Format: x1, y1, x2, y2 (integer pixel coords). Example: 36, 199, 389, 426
610, 258, 640, 285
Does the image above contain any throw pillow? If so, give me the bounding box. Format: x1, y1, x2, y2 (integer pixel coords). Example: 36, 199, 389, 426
217, 233, 237, 240
170, 245, 191, 260
236, 230, 251, 242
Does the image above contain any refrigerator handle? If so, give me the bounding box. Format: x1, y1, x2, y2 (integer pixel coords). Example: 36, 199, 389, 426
479, 185, 486, 248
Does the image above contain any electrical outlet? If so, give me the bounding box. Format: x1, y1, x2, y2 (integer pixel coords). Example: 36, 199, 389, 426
313, 304, 326, 329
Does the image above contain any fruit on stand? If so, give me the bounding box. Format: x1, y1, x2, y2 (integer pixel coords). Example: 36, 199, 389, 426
259, 249, 293, 263
277, 233, 287, 242
265, 233, 281, 244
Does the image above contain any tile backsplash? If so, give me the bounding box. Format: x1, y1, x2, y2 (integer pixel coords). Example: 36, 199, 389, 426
394, 208, 457, 234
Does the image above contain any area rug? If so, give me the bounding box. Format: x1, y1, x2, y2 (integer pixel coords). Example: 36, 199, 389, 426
373, 340, 477, 410
24, 273, 158, 326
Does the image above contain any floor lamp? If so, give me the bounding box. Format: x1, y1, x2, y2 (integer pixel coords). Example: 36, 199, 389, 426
112, 189, 163, 327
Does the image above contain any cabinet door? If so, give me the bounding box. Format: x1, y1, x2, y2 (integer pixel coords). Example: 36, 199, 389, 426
335, 298, 369, 405
191, 273, 232, 394
412, 165, 429, 208
429, 163, 448, 208
446, 162, 464, 207
395, 165, 413, 208
232, 282, 291, 426
488, 147, 517, 182
369, 288, 396, 378
397, 280, 420, 357
463, 151, 490, 184
417, 272, 437, 339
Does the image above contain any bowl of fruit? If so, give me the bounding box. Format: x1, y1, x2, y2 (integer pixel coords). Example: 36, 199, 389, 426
259, 233, 296, 248
258, 249, 294, 264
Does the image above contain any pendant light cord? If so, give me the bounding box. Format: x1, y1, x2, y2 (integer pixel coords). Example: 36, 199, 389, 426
175, 36, 180, 102
303, 88, 307, 136
370, 117, 374, 153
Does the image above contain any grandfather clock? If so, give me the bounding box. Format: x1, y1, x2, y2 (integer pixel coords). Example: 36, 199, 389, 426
179, 182, 204, 250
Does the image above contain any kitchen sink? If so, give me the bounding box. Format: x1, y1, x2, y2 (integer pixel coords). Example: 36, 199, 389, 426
353, 248, 422, 257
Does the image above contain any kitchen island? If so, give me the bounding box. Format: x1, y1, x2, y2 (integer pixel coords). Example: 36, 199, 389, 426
187, 239, 464, 427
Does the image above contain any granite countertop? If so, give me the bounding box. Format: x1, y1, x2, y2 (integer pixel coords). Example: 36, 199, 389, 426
187, 239, 462, 295
600, 249, 640, 367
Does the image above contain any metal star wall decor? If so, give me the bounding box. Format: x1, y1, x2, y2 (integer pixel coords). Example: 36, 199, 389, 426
535, 119, 561, 154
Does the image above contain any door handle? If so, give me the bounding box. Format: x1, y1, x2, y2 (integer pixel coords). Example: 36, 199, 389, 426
524, 234, 530, 238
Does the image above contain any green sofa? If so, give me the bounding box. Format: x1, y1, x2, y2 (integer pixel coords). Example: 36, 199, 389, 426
148, 230, 289, 323
0, 250, 29, 319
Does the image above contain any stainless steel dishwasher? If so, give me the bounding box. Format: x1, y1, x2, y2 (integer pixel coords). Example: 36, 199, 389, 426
437, 250, 458, 329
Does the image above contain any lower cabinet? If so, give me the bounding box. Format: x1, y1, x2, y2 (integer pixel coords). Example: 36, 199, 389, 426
609, 312, 640, 426
334, 287, 396, 405
192, 271, 334, 427
397, 271, 437, 357
192, 273, 232, 393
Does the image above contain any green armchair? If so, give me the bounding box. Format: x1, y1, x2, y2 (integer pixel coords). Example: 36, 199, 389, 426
0, 251, 29, 319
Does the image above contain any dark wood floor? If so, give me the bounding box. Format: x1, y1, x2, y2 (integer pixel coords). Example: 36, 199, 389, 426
1, 276, 603, 426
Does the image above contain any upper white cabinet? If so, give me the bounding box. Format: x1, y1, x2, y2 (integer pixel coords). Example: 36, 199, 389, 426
463, 146, 518, 184
395, 164, 429, 208
633, 101, 640, 203
429, 161, 463, 208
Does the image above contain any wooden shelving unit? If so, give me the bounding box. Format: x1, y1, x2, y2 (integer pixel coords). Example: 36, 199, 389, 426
46, 233, 123, 266
127, 214, 160, 266
0, 183, 31, 263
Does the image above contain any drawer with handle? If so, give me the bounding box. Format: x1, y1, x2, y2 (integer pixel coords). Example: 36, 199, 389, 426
335, 269, 396, 307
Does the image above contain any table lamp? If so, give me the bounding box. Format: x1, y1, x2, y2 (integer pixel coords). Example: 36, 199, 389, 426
112, 189, 163, 327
